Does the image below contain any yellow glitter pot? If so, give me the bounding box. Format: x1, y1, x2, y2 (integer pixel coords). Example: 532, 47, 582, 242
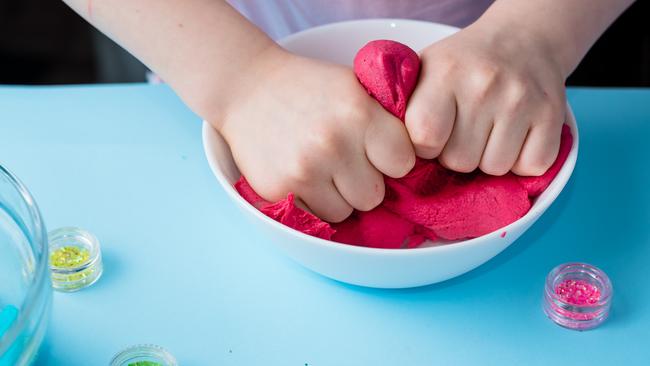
110, 344, 178, 366
48, 227, 103, 292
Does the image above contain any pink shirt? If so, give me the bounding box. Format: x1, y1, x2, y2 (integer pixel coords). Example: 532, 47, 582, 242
227, 0, 494, 40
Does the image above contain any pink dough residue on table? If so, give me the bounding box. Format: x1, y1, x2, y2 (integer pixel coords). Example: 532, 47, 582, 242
234, 40, 573, 249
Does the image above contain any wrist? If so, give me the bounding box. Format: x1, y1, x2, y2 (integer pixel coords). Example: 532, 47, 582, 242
179, 42, 291, 132
470, 8, 578, 79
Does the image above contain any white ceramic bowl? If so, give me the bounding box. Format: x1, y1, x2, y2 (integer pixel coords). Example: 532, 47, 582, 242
202, 19, 579, 288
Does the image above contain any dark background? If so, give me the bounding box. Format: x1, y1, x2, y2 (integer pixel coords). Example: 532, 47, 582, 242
1, 0, 648, 86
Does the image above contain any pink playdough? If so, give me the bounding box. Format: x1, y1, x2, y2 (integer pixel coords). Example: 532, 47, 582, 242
353, 39, 420, 120
235, 178, 335, 240
234, 40, 573, 248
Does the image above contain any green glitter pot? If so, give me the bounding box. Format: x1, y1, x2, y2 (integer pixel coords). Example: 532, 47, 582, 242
110, 344, 178, 366
48, 227, 103, 292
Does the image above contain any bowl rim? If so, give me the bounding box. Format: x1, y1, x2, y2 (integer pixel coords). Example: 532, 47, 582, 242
278, 18, 460, 48
201, 18, 579, 257
0, 164, 50, 353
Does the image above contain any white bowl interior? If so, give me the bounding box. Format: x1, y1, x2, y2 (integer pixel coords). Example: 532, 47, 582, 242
279, 19, 458, 65
202, 19, 578, 288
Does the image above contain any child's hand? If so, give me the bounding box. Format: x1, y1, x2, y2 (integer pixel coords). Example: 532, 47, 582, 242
216, 50, 415, 222
406, 22, 567, 176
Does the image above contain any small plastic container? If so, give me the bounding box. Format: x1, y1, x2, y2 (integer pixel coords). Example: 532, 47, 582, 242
48, 227, 103, 292
110, 344, 178, 366
543, 262, 612, 330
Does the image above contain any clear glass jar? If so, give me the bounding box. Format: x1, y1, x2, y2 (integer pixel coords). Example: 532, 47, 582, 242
48, 227, 103, 292
110, 344, 178, 366
0, 165, 52, 365
543, 262, 612, 330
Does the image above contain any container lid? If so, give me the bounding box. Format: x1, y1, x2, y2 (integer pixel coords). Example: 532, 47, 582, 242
110, 344, 178, 366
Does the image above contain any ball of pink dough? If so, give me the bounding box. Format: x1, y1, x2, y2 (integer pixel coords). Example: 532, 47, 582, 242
353, 40, 420, 121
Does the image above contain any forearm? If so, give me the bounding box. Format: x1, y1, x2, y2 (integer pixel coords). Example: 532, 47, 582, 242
477, 0, 635, 77
62, 0, 282, 122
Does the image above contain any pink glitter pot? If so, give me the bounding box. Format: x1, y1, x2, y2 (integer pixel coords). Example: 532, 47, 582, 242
543, 263, 613, 330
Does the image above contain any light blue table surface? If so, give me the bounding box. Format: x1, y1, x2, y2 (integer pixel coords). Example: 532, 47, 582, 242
0, 84, 648, 365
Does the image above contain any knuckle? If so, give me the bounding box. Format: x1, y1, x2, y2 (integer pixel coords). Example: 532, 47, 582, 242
308, 125, 345, 157
439, 151, 478, 173
287, 154, 318, 184
520, 154, 554, 176
532, 110, 564, 132
509, 77, 529, 98
407, 110, 450, 154
471, 84, 491, 104
357, 183, 385, 211
543, 103, 565, 124
540, 107, 564, 126
469, 63, 499, 102
479, 160, 510, 176
538, 89, 566, 119
406, 109, 453, 159
504, 78, 530, 112
326, 205, 353, 223
393, 150, 416, 178
337, 99, 371, 123
253, 179, 286, 203
475, 60, 500, 81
